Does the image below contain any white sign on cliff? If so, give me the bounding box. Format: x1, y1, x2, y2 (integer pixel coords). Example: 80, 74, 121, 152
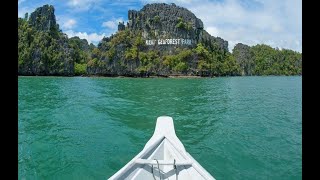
145, 39, 193, 46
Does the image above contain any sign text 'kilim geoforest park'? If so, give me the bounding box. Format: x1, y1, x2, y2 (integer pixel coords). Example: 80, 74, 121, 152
145, 39, 193, 45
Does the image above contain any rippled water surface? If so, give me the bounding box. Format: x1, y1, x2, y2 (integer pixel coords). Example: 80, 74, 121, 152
18, 76, 302, 179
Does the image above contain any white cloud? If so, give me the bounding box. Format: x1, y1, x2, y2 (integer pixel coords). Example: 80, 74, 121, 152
18, 6, 33, 18
141, 0, 193, 4
140, 0, 302, 52
102, 21, 117, 29
206, 26, 219, 37
68, 0, 80, 6
102, 18, 124, 30
65, 30, 105, 45
62, 19, 77, 29
67, 0, 101, 11
18, 0, 26, 5
18, 9, 27, 18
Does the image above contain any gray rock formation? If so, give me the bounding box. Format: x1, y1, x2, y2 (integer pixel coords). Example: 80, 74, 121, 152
69, 36, 92, 52
232, 43, 254, 75
118, 22, 125, 31
93, 3, 231, 76
18, 5, 74, 76
28, 5, 58, 32
127, 3, 228, 53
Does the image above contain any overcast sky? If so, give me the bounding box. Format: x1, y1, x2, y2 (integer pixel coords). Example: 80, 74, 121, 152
18, 0, 302, 52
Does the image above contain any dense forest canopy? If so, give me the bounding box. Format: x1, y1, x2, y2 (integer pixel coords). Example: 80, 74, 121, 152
18, 4, 302, 77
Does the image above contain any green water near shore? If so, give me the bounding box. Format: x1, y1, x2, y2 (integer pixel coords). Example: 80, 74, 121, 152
18, 76, 301, 179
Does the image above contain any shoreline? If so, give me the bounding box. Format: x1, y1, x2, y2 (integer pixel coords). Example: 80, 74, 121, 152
17, 75, 302, 79
17, 75, 208, 78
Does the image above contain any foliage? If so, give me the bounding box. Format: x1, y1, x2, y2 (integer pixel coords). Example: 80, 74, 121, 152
249, 44, 302, 75
153, 15, 160, 23
174, 62, 188, 72
74, 63, 87, 75
175, 17, 192, 30
18, 4, 302, 77
18, 16, 75, 75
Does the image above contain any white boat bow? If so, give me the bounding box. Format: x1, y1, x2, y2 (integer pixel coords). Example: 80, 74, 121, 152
109, 116, 215, 180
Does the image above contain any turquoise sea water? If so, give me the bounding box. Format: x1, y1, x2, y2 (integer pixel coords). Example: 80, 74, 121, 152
18, 76, 302, 179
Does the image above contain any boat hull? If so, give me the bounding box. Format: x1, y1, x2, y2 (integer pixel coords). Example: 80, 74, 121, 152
109, 116, 215, 180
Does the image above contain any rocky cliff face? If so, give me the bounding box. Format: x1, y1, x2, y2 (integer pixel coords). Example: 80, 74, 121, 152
28, 5, 59, 32
18, 5, 76, 76
18, 4, 301, 77
69, 36, 93, 52
233, 43, 254, 75
127, 3, 228, 53
92, 3, 231, 76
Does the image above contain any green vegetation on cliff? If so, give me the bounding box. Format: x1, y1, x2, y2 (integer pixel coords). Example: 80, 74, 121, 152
18, 5, 75, 76
18, 4, 302, 77
233, 43, 302, 76
18, 16, 74, 76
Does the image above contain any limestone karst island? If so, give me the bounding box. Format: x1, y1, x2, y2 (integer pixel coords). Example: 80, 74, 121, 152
18, 3, 302, 77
